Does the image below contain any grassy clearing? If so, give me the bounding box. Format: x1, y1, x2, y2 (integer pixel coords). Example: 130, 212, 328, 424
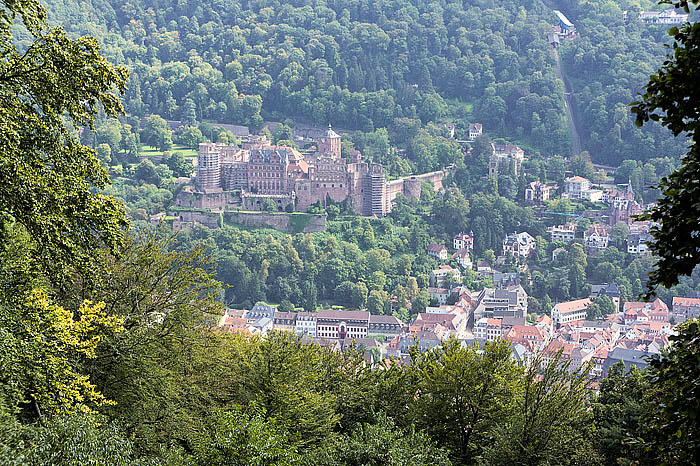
139, 145, 197, 158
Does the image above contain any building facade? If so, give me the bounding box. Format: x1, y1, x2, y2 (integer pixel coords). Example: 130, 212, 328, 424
316, 310, 370, 339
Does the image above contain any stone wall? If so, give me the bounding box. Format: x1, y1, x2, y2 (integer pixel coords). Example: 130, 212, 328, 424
170, 210, 326, 233
224, 212, 326, 233
384, 170, 445, 211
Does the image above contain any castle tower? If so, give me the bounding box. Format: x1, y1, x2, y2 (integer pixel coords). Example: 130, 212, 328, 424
196, 142, 221, 190
369, 163, 387, 217
317, 124, 341, 159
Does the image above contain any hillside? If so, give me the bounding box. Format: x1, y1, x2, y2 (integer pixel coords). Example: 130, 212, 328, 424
37, 0, 574, 155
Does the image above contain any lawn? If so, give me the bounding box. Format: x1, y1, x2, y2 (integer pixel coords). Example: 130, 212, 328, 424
139, 145, 197, 158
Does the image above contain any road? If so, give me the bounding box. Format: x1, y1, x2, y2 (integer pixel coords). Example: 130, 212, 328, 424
553, 47, 583, 156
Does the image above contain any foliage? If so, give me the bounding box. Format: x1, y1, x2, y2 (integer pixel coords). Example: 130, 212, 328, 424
409, 338, 522, 464
0, 413, 146, 466
561, 0, 687, 166
314, 413, 452, 466
0, 289, 123, 417
0, 0, 129, 282
641, 320, 700, 464
592, 364, 651, 466
479, 351, 601, 465
630, 0, 700, 295
193, 406, 303, 466
42, 0, 569, 153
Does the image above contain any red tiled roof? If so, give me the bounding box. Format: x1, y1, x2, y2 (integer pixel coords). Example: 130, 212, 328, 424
317, 310, 370, 321
555, 298, 591, 314
672, 296, 700, 307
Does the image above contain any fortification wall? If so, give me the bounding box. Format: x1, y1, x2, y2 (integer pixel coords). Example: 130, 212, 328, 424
170, 210, 326, 233
224, 212, 326, 233
384, 170, 445, 208
412, 170, 445, 191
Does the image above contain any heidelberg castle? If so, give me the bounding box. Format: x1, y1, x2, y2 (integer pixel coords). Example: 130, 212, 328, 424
179, 126, 446, 217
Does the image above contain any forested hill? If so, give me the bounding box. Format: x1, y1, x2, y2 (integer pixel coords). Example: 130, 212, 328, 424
34, 0, 570, 155
558, 0, 688, 166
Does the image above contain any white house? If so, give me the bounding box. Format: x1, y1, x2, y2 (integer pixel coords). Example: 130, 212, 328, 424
427, 243, 448, 260
468, 123, 483, 141
502, 232, 536, 258
565, 176, 591, 199
430, 265, 462, 287
584, 224, 610, 250
452, 248, 472, 270
547, 224, 576, 242
453, 232, 474, 251
639, 8, 688, 24
551, 298, 592, 328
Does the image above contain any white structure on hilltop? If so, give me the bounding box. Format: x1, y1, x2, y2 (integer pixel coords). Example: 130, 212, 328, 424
639, 8, 688, 24
468, 123, 483, 141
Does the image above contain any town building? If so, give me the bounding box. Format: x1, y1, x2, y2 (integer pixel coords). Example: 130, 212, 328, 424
565, 176, 603, 201
295, 312, 317, 337
468, 123, 483, 141
566, 176, 590, 198
627, 232, 652, 255
398, 331, 442, 355
639, 8, 688, 24
430, 265, 461, 287
525, 181, 557, 204
551, 298, 592, 328
272, 311, 297, 332
368, 314, 403, 335
547, 223, 576, 242
589, 283, 621, 312
452, 248, 472, 270
503, 325, 549, 349
623, 299, 670, 326
671, 296, 700, 324
428, 287, 450, 305
602, 347, 649, 376
245, 303, 277, 322
427, 243, 448, 260
584, 224, 610, 250
453, 232, 474, 251
609, 199, 644, 226
316, 310, 370, 340
502, 232, 536, 258
474, 317, 504, 342
489, 143, 524, 176
473, 285, 528, 320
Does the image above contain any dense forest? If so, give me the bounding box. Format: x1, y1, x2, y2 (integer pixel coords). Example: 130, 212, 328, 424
30, 0, 689, 164
32, 0, 572, 154
558, 0, 688, 165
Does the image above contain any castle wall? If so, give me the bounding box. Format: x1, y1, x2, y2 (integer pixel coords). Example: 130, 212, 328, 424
384, 170, 444, 214
171, 210, 326, 233
224, 212, 327, 233
176, 189, 240, 210
241, 193, 294, 212
412, 170, 444, 191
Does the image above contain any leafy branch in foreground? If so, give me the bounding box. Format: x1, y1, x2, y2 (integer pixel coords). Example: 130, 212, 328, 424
631, 0, 700, 295
0, 0, 129, 285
